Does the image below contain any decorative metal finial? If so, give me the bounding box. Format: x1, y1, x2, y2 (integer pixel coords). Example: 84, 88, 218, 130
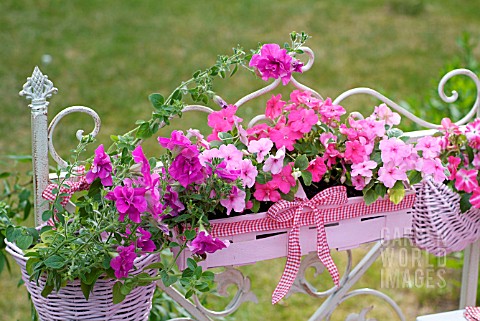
19, 66, 58, 111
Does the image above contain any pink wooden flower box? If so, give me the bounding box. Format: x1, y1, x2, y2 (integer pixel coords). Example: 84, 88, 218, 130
175, 189, 415, 271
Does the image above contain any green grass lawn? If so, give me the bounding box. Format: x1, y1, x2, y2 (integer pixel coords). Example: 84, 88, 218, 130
0, 0, 479, 320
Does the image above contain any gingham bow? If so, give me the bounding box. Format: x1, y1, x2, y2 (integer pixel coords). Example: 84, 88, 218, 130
42, 166, 90, 207
267, 186, 348, 304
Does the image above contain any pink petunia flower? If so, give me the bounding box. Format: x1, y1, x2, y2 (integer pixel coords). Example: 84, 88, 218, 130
86, 144, 113, 186
207, 105, 242, 133
253, 181, 281, 202
246, 123, 270, 140
344, 140, 367, 164
359, 118, 386, 140
290, 90, 322, 109
318, 98, 346, 124
249, 43, 302, 85
220, 186, 246, 215
351, 175, 372, 191
168, 147, 204, 188
271, 165, 296, 194
106, 185, 148, 223
287, 107, 318, 134
447, 156, 461, 180
263, 147, 286, 174
110, 245, 137, 279
455, 168, 479, 193
351, 160, 377, 178
188, 231, 229, 255
307, 157, 327, 182
129, 228, 156, 253
158, 130, 193, 155
377, 162, 408, 188
265, 94, 286, 119
218, 144, 244, 169
248, 138, 274, 162
163, 186, 184, 216
270, 127, 302, 151
465, 118, 480, 149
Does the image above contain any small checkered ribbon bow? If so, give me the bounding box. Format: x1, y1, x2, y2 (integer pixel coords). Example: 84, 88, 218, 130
42, 166, 90, 207
267, 185, 348, 304
465, 307, 480, 321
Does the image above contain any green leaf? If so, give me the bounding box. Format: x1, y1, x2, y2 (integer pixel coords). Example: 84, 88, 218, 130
374, 184, 387, 198
388, 181, 405, 205
407, 170, 423, 186
251, 199, 260, 213
145, 262, 164, 270
387, 128, 404, 138
301, 171, 312, 186
187, 258, 197, 270
16, 234, 33, 250
294, 155, 309, 171
44, 255, 65, 269
112, 282, 126, 304
184, 229, 196, 241
42, 210, 53, 222
41, 284, 54, 298
363, 189, 379, 205
148, 93, 165, 108
460, 193, 473, 213
136, 121, 153, 139
80, 280, 92, 300
162, 274, 178, 287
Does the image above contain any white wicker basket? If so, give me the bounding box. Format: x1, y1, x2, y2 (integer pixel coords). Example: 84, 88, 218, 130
412, 177, 480, 256
6, 239, 158, 321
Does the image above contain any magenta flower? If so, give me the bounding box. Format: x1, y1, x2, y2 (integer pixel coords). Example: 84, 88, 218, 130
249, 43, 302, 85
207, 105, 242, 133
86, 144, 113, 186
455, 168, 479, 193
127, 228, 156, 253
307, 157, 327, 182
271, 165, 296, 194
290, 90, 322, 108
263, 147, 286, 175
246, 123, 271, 140
248, 138, 273, 162
110, 245, 137, 279
169, 147, 204, 188
106, 185, 148, 223
163, 186, 185, 216
238, 159, 258, 188
344, 140, 367, 164
287, 108, 318, 134
220, 186, 246, 215
215, 162, 241, 182
188, 231, 229, 255
447, 156, 461, 180
470, 187, 480, 209
265, 94, 286, 119
253, 181, 281, 202
158, 130, 193, 155
378, 162, 408, 188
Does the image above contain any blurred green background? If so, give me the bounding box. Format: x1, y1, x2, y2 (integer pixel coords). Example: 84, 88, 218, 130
1, 0, 480, 320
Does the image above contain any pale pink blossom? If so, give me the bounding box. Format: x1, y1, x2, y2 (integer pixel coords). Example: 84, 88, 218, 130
318, 98, 346, 124
218, 144, 244, 169
372, 104, 400, 126
263, 147, 286, 174
199, 148, 222, 167
421, 158, 447, 183
351, 175, 372, 191
378, 162, 408, 188
465, 118, 480, 149
290, 90, 322, 109
238, 159, 258, 188
220, 186, 246, 215
359, 118, 386, 140
351, 160, 377, 177
416, 136, 441, 159
379, 138, 411, 165
247, 138, 273, 162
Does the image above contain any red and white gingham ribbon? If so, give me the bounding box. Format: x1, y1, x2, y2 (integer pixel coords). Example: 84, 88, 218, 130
210, 186, 416, 304
465, 306, 480, 321
42, 166, 89, 207
266, 186, 348, 304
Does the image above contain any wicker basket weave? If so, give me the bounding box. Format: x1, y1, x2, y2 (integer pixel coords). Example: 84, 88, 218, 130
412, 177, 480, 256
5, 240, 158, 321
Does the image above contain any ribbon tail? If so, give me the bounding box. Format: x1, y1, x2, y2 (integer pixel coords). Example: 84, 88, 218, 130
316, 215, 340, 286
272, 225, 301, 304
